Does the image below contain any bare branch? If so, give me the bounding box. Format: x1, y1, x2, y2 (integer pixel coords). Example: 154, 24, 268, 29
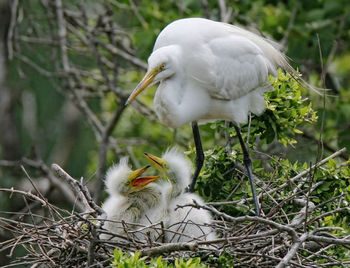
140, 242, 198, 257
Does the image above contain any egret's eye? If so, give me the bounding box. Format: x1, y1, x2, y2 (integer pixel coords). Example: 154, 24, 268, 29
158, 63, 165, 72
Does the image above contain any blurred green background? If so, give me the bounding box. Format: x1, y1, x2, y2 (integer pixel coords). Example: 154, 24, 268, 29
0, 0, 349, 264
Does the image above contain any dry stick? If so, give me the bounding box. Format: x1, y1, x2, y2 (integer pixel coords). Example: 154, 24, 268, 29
94, 39, 147, 70
218, 0, 232, 23
0, 188, 47, 206
323, 12, 348, 79
19, 165, 64, 223
302, 33, 328, 233
129, 0, 148, 28
54, 66, 125, 162
302, 246, 341, 265
308, 235, 350, 246
276, 232, 311, 268
7, 0, 19, 60
95, 103, 128, 204
140, 242, 198, 257
280, 1, 300, 50
224, 147, 346, 213
235, 147, 347, 206
81, 6, 114, 92
302, 132, 349, 160
200, 0, 210, 19
21, 157, 85, 212
307, 207, 350, 226
13, 52, 62, 77
20, 165, 47, 204
184, 201, 299, 241
51, 163, 105, 218
87, 226, 97, 266
80, 6, 126, 204
14, 35, 59, 45
236, 252, 306, 268
54, 0, 105, 139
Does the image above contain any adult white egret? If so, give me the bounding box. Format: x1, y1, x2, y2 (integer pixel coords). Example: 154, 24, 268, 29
126, 18, 306, 216
144, 148, 216, 242
101, 157, 161, 239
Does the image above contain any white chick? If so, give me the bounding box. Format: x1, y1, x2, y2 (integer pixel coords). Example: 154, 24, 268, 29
144, 148, 216, 242
101, 157, 161, 240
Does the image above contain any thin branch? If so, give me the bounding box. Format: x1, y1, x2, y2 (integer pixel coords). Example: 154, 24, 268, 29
0, 188, 47, 206
51, 163, 105, 218
95, 102, 127, 204
140, 242, 198, 257
280, 1, 300, 50
7, 0, 19, 60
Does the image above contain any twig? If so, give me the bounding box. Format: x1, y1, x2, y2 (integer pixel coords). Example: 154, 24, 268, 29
140, 242, 198, 257
7, 0, 19, 60
51, 163, 105, 218
276, 232, 310, 268
0, 188, 47, 206
280, 1, 300, 50
218, 0, 232, 23
95, 102, 127, 205
94, 39, 147, 70
184, 201, 299, 241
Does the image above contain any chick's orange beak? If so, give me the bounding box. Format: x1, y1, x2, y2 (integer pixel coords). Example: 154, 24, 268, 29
132, 176, 160, 188
128, 165, 160, 190
125, 65, 163, 105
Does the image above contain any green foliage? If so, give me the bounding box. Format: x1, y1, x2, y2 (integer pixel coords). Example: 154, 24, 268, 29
112, 249, 208, 268
196, 146, 241, 215
261, 70, 318, 146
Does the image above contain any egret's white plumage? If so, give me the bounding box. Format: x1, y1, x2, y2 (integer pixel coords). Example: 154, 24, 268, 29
126, 18, 295, 127
144, 148, 216, 242
101, 158, 161, 239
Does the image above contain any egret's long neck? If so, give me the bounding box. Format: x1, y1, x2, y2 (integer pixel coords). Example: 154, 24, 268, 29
153, 77, 190, 129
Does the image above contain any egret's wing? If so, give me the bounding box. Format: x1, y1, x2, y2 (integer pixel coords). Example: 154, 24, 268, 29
187, 35, 277, 101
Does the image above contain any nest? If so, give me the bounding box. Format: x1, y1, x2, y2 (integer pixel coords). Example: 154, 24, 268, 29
1, 158, 349, 268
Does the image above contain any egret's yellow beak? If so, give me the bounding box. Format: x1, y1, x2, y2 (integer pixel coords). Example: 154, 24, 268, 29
144, 153, 168, 172
128, 165, 160, 190
125, 65, 163, 105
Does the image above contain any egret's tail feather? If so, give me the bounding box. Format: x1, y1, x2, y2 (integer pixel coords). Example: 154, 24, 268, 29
280, 58, 331, 96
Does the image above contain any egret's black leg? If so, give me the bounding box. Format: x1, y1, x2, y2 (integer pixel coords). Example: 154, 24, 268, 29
233, 124, 260, 216
188, 121, 204, 193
